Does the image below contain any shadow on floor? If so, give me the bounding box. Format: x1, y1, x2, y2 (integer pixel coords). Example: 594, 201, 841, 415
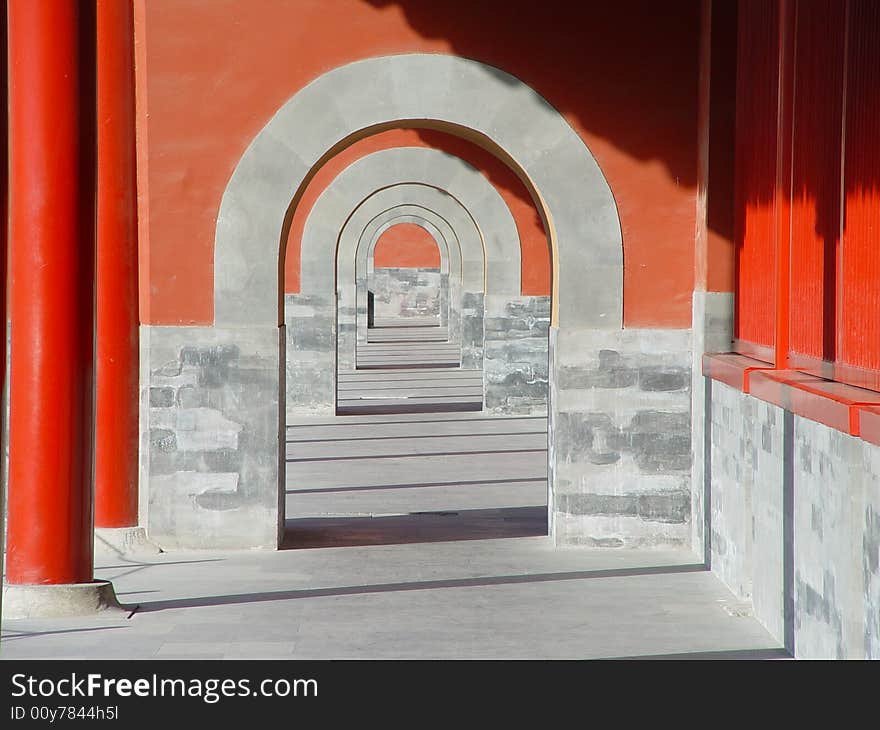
336, 400, 482, 415
604, 647, 791, 660
286, 476, 547, 496
93, 557, 226, 584
286, 447, 544, 463
0, 625, 128, 642
131, 563, 706, 614
282, 505, 547, 548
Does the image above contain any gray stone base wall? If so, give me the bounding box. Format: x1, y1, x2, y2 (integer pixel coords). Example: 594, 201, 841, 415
691, 291, 734, 561
702, 378, 880, 658
550, 327, 693, 548
139, 325, 282, 550
792, 417, 868, 658
862, 442, 880, 658
285, 293, 335, 418
460, 291, 484, 371
707, 380, 784, 639
484, 295, 549, 415
369, 267, 442, 321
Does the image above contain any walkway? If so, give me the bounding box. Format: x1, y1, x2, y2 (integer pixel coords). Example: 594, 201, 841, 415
356, 322, 459, 369
342, 320, 479, 413
0, 411, 783, 659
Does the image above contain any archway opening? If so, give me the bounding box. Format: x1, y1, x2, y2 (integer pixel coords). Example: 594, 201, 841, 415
193, 54, 627, 554
286, 140, 553, 549
339, 209, 469, 414
369, 222, 444, 329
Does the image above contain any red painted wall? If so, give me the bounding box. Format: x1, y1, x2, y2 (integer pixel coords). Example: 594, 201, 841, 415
373, 223, 441, 269
701, 0, 737, 294
135, 0, 701, 327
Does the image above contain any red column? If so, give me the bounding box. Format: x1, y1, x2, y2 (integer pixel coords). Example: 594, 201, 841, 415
6, 1, 96, 585
95, 0, 139, 528
1, 2, 8, 401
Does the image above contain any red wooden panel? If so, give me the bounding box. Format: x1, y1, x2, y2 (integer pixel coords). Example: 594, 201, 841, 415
788, 0, 846, 366
839, 0, 880, 392
733, 0, 780, 355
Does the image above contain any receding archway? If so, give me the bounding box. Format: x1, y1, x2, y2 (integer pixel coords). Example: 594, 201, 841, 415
338, 189, 481, 375
366, 218, 450, 327
143, 53, 629, 550
289, 147, 524, 415
359, 214, 454, 350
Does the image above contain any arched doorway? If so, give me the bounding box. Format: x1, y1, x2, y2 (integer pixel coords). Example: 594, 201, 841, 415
142, 53, 629, 550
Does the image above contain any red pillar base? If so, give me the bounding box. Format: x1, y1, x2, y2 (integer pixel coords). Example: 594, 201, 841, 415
2, 580, 125, 619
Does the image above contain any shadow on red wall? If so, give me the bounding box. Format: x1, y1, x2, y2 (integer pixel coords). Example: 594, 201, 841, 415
366, 0, 700, 188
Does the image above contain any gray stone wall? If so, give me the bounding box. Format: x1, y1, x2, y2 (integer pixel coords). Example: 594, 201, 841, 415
691, 291, 734, 562
707, 380, 784, 642
139, 325, 282, 550
284, 293, 335, 418
550, 327, 693, 548
703, 377, 880, 657
368, 267, 443, 321
863, 442, 880, 658
751, 404, 787, 645
484, 295, 549, 415
792, 417, 866, 658
460, 292, 484, 371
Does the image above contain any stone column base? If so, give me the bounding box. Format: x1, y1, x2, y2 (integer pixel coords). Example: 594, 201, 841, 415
2, 580, 126, 619
94, 526, 162, 558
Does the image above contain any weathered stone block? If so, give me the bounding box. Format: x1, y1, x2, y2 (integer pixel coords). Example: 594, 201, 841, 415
149, 387, 175, 408
140, 325, 281, 550
550, 326, 692, 548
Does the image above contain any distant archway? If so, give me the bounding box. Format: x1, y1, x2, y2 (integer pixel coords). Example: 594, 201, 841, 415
288, 147, 524, 414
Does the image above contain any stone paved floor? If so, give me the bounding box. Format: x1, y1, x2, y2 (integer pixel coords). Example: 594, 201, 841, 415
1, 412, 784, 659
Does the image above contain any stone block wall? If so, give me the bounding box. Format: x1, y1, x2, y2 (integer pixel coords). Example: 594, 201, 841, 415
707, 380, 784, 640
863, 443, 880, 657
369, 267, 443, 321
284, 293, 335, 417
690, 291, 734, 561
460, 291, 485, 371
484, 295, 550, 415
702, 376, 880, 658
550, 327, 693, 547
791, 417, 870, 658
139, 325, 282, 550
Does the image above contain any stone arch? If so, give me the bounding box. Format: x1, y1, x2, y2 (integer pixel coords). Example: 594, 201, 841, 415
366, 216, 452, 277
355, 213, 454, 370
284, 190, 487, 417
215, 53, 622, 330
352, 207, 467, 371
289, 147, 527, 414
352, 188, 482, 291
368, 218, 449, 274
341, 188, 491, 373
301, 147, 521, 298
360, 214, 453, 332
187, 53, 627, 549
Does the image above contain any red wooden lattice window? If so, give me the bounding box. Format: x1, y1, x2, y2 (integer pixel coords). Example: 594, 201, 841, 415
787, 0, 846, 376
733, 0, 880, 394
837, 0, 880, 392
733, 0, 780, 363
